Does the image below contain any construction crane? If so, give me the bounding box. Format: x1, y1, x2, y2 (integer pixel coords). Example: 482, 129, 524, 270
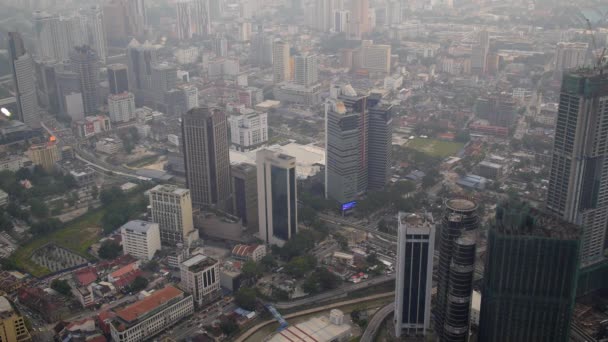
586, 18, 607, 70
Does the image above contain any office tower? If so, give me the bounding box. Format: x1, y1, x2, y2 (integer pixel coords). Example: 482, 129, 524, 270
103, 0, 146, 44
107, 64, 129, 95
180, 254, 221, 306
257, 149, 298, 246
151, 63, 178, 99
349, 0, 369, 39
182, 106, 232, 211
32, 11, 70, 61
251, 34, 274, 66
8, 32, 40, 128
0, 296, 31, 342
546, 70, 608, 267
228, 109, 268, 151
313, 0, 334, 32
471, 30, 489, 75
149, 184, 195, 246
108, 92, 136, 123
120, 220, 161, 261
213, 35, 228, 57
35, 59, 59, 114
126, 0, 147, 37
435, 198, 478, 342
27, 140, 60, 171
232, 162, 259, 231
478, 201, 580, 342
238, 20, 252, 41
70, 46, 99, 115
55, 67, 83, 120
394, 213, 434, 338
555, 42, 588, 72
177, 0, 194, 40
334, 10, 350, 34
80, 6, 107, 64
272, 40, 290, 83
361, 40, 391, 74
294, 54, 319, 87
127, 39, 159, 91
367, 95, 393, 190
193, 0, 212, 36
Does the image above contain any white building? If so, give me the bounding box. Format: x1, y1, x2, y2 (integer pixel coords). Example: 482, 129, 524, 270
555, 42, 588, 72
175, 47, 200, 65
361, 40, 391, 74
0, 156, 31, 172
231, 244, 267, 262
272, 40, 290, 83
228, 109, 268, 151
268, 310, 351, 342
471, 290, 481, 326
121, 220, 161, 261
108, 92, 136, 123
95, 138, 123, 154
294, 54, 319, 87
149, 185, 196, 246
334, 10, 350, 34
180, 254, 221, 306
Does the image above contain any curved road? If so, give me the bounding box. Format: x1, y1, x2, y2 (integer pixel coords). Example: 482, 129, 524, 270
360, 302, 394, 342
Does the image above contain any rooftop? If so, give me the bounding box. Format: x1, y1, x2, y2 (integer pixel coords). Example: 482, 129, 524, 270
182, 254, 218, 273
268, 314, 350, 342
494, 201, 581, 240
121, 220, 158, 234
0, 296, 13, 315
150, 184, 189, 196
446, 198, 477, 212
115, 286, 183, 323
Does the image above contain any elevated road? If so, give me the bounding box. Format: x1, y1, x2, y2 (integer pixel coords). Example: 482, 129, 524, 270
361, 302, 394, 342
318, 213, 397, 243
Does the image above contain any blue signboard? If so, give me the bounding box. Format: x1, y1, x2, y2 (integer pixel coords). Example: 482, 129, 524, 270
342, 201, 357, 211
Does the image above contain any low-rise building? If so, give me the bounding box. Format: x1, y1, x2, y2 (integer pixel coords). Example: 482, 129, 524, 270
74, 286, 95, 308
231, 244, 266, 262
0, 155, 32, 172
228, 109, 268, 151
96, 138, 123, 154
121, 221, 161, 261
72, 115, 111, 138
180, 254, 221, 307
267, 310, 351, 342
0, 296, 31, 342
478, 161, 503, 180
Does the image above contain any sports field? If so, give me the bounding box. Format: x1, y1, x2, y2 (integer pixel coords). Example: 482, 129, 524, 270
407, 138, 465, 158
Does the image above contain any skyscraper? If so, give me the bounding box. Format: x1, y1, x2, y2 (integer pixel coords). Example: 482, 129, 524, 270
257, 149, 298, 246
478, 201, 580, 342
394, 212, 434, 338
193, 0, 212, 36
334, 10, 350, 34
349, 0, 369, 39
182, 106, 232, 211
70, 45, 99, 115
32, 11, 70, 61
546, 69, 608, 267
80, 6, 107, 64
8, 32, 40, 128
367, 94, 393, 190
213, 35, 228, 57
435, 198, 478, 342
231, 162, 258, 231
103, 0, 147, 44
313, 0, 334, 32
294, 54, 319, 87
250, 34, 274, 66
177, 0, 194, 40
272, 40, 290, 83
149, 184, 195, 246
107, 63, 129, 95
127, 38, 159, 100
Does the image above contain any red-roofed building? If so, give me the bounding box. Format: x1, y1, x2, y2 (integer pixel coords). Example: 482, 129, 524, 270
18, 287, 69, 323
97, 311, 116, 335
108, 262, 139, 283
112, 270, 143, 290
231, 244, 266, 262
74, 267, 98, 287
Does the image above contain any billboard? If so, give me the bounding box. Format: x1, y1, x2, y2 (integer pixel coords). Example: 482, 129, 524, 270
341, 201, 357, 211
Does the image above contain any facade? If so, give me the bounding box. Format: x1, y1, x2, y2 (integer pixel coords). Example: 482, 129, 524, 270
182, 106, 232, 211
394, 213, 434, 338
80, 6, 107, 64
0, 296, 31, 342
251, 34, 274, 66
435, 198, 478, 342
334, 10, 350, 34
361, 40, 391, 74
294, 54, 319, 87
149, 185, 195, 246
228, 109, 268, 151
177, 0, 194, 40
110, 286, 194, 342
555, 42, 588, 72
479, 201, 580, 342
546, 70, 608, 267
367, 95, 393, 190
27, 141, 60, 171
193, 0, 212, 36
8, 32, 40, 129
272, 40, 291, 83
180, 254, 221, 306
108, 92, 136, 123
107, 64, 129, 95
121, 220, 162, 261
231, 162, 259, 231
70, 45, 100, 115
32, 11, 70, 61
257, 149, 298, 246
127, 39, 159, 93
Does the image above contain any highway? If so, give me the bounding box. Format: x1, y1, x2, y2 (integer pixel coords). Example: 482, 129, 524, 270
360, 302, 394, 342
318, 213, 397, 243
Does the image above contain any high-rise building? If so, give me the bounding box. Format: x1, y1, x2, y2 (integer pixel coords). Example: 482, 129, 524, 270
272, 40, 290, 83
103, 0, 146, 44
180, 254, 221, 306
120, 220, 161, 261
546, 70, 608, 267
367, 94, 392, 190
555, 42, 588, 72
232, 162, 258, 231
149, 184, 196, 246
213, 35, 228, 57
32, 11, 70, 61
228, 109, 268, 151
8, 32, 40, 128
257, 149, 298, 246
151, 63, 178, 100
478, 201, 580, 342
127, 39, 159, 91
177, 0, 194, 40
27, 140, 60, 171
471, 30, 490, 75
250, 34, 274, 66
182, 106, 232, 211
193, 0, 212, 36
70, 45, 99, 115
80, 6, 107, 64
313, 0, 334, 32
394, 213, 434, 338
107, 63, 129, 95
361, 40, 391, 74
0, 296, 31, 342
349, 0, 369, 39
294, 54, 319, 87
35, 59, 60, 114
435, 198, 478, 342
55, 67, 83, 119
108, 92, 136, 123
334, 10, 350, 33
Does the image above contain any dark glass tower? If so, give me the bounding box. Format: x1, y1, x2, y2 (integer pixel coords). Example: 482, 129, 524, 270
435, 198, 478, 342
479, 201, 580, 342
367, 94, 393, 191
107, 63, 129, 95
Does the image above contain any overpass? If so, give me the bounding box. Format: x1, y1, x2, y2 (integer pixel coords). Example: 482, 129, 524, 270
360, 302, 394, 342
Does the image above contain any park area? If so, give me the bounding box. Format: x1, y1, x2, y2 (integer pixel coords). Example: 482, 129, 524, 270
406, 138, 465, 158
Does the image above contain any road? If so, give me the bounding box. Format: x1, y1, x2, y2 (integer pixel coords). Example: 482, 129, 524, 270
318, 213, 397, 243
272, 274, 395, 310
360, 302, 394, 342
164, 301, 238, 341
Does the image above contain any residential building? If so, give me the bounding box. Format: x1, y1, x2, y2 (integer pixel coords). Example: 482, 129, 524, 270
435, 198, 478, 342
546, 69, 608, 266
479, 201, 580, 342
193, 0, 212, 36
555, 42, 588, 72
313, 0, 335, 32
272, 40, 290, 83
27, 141, 60, 171
0, 296, 31, 342
121, 220, 162, 261
8, 32, 40, 128
110, 286, 194, 342
107, 64, 129, 95
182, 106, 232, 211
228, 109, 268, 151
149, 185, 195, 246
257, 149, 298, 246
80, 5, 107, 64
232, 244, 266, 262
231, 162, 259, 231
177, 0, 195, 40
394, 213, 434, 337
294, 54, 319, 87
108, 92, 136, 123
70, 45, 99, 115
180, 254, 221, 306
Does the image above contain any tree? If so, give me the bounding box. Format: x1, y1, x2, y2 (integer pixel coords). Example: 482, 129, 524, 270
51, 279, 72, 296
142, 260, 159, 272
29, 199, 49, 218
298, 206, 318, 226
130, 276, 149, 292
260, 255, 277, 270
99, 240, 122, 260
30, 218, 62, 235
235, 287, 257, 311
100, 187, 126, 206
242, 260, 262, 279
285, 255, 317, 278
220, 319, 239, 336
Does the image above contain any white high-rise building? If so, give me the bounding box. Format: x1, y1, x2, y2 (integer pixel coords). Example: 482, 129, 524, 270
149, 184, 196, 246
180, 254, 221, 306
272, 40, 290, 83
394, 212, 434, 337
228, 109, 268, 151
120, 220, 161, 261
257, 149, 298, 246
334, 10, 350, 33
177, 0, 194, 40
193, 0, 212, 36
361, 40, 391, 74
8, 32, 40, 128
313, 0, 334, 32
555, 42, 588, 72
108, 92, 136, 123
32, 11, 70, 61
294, 54, 319, 87
80, 6, 107, 64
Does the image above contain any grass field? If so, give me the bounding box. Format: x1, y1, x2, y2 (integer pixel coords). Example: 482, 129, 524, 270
407, 138, 465, 158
